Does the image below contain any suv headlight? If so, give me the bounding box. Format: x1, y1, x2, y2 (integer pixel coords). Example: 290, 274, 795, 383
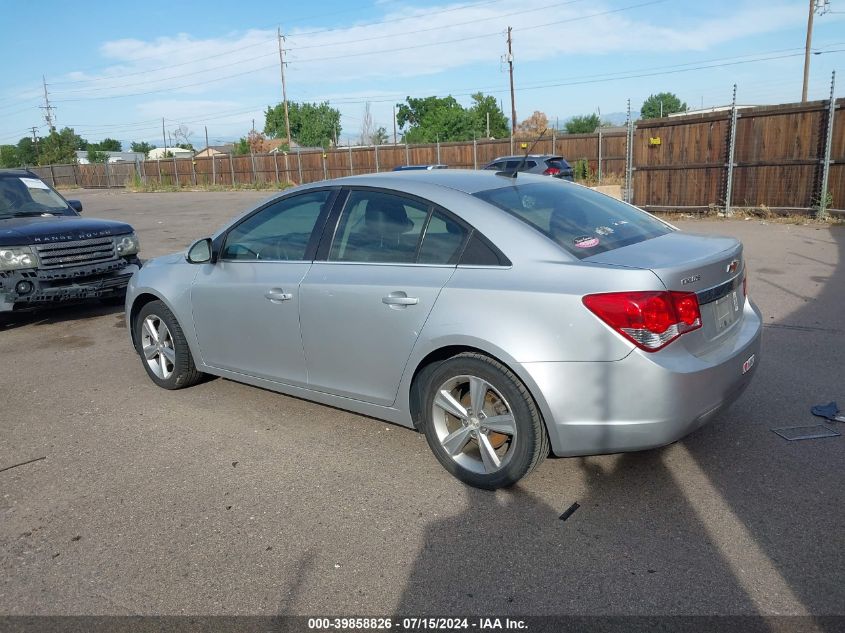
115, 233, 140, 257
0, 246, 38, 271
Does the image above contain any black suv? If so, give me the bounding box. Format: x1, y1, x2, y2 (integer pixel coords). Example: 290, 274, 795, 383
482, 154, 574, 180
0, 169, 141, 313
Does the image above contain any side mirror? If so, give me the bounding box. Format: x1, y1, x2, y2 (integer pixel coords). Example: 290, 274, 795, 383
186, 238, 213, 264
67, 200, 83, 213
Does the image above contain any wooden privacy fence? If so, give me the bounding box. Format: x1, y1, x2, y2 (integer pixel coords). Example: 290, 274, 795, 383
28, 97, 843, 215
634, 98, 844, 213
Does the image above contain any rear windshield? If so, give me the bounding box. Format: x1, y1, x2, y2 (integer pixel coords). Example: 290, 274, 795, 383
473, 181, 672, 259
0, 175, 72, 219
548, 158, 571, 169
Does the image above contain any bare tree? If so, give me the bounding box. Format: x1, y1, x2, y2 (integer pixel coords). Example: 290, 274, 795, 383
360, 102, 374, 146
172, 124, 194, 149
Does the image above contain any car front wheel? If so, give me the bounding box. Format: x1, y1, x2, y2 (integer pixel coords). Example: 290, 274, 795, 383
134, 300, 203, 390
420, 352, 549, 489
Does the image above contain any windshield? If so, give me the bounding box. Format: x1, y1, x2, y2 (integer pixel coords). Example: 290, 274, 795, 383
0, 175, 72, 219
474, 181, 672, 259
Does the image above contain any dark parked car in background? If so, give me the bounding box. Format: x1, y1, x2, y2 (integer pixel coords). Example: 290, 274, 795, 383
483, 155, 574, 180
0, 169, 141, 314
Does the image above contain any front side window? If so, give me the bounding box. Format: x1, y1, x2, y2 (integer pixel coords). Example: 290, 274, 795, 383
474, 181, 672, 259
222, 190, 331, 261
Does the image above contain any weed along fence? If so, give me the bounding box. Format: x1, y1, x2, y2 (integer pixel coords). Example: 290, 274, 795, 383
28, 97, 843, 216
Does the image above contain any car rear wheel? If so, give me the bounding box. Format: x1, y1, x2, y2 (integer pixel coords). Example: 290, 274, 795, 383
420, 352, 549, 489
134, 300, 203, 390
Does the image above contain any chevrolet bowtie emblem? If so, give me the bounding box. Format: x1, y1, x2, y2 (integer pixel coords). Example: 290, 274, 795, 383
726, 259, 739, 274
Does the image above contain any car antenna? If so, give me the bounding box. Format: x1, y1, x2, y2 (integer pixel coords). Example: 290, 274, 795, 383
496, 128, 548, 179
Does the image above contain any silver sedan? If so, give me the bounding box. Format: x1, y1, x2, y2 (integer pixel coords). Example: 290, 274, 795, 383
126, 170, 762, 489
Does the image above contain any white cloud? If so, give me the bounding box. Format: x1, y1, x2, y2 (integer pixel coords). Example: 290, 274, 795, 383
47, 0, 803, 101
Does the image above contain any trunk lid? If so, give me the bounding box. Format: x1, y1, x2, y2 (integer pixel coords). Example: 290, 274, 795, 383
587, 231, 746, 353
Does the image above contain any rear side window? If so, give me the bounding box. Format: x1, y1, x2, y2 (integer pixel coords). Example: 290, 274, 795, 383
548, 158, 571, 170
474, 181, 672, 259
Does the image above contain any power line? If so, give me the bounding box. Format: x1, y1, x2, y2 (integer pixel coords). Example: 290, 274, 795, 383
48, 0, 662, 101
49, 0, 585, 97
43, 0, 508, 89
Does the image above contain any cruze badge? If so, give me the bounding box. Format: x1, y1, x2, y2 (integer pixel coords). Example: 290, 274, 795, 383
726, 259, 740, 274
681, 274, 701, 285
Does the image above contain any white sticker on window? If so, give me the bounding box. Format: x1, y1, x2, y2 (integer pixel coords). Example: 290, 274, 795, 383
20, 177, 50, 190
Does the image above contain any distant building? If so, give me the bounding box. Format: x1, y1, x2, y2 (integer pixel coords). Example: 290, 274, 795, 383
667, 105, 758, 117
75, 151, 146, 165
147, 147, 194, 160
194, 144, 234, 158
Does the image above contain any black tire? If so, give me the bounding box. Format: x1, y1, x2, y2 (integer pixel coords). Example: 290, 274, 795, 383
419, 352, 549, 489
134, 300, 203, 390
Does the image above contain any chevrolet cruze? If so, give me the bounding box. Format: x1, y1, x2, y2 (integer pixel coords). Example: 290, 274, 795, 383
126, 170, 761, 489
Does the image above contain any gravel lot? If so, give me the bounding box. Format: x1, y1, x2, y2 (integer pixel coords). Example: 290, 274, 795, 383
1, 189, 843, 617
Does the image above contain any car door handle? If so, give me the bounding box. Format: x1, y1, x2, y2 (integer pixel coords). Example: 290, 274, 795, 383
382, 292, 419, 307
265, 288, 293, 303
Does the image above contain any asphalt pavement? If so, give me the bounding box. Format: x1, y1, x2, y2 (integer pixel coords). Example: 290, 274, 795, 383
1, 189, 843, 618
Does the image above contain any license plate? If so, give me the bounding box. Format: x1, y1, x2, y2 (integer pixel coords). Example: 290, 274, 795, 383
714, 290, 740, 333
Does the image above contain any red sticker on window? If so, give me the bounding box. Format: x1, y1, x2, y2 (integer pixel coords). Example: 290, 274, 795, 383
574, 236, 600, 249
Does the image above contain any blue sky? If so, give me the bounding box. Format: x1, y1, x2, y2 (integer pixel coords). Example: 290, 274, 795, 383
0, 0, 843, 149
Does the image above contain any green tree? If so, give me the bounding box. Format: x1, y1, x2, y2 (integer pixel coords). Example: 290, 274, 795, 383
233, 137, 251, 156
640, 92, 687, 119
396, 95, 474, 143
38, 128, 87, 165
130, 141, 155, 155
86, 148, 109, 163
94, 138, 122, 152
264, 101, 341, 148
0, 145, 21, 168
372, 127, 389, 145
468, 92, 509, 138
176, 143, 194, 151
564, 113, 601, 134
16, 137, 39, 165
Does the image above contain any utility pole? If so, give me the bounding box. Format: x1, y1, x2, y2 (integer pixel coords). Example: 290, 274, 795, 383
506, 27, 517, 135
162, 118, 167, 152
486, 111, 490, 138
802, 0, 816, 102
393, 105, 398, 144
205, 125, 210, 152
277, 27, 292, 149
40, 76, 56, 132
30, 127, 39, 163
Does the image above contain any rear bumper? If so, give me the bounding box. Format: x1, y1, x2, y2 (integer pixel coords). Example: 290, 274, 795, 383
522, 300, 763, 456
0, 259, 141, 312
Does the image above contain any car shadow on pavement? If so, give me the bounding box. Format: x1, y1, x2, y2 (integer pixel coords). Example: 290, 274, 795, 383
394, 225, 845, 626
0, 301, 125, 332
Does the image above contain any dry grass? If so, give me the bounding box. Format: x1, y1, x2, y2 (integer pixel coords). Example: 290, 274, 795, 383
655, 205, 843, 226
125, 178, 296, 193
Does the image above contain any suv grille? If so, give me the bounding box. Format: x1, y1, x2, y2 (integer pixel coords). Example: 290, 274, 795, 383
35, 237, 117, 269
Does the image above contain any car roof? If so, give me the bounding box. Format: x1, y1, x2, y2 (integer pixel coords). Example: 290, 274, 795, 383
317, 168, 553, 195
0, 168, 36, 177
489, 155, 561, 161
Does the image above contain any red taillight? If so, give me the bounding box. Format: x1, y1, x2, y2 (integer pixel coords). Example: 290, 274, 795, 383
543, 167, 561, 176
582, 291, 702, 352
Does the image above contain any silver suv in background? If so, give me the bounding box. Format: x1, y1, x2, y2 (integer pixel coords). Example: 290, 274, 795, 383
483, 155, 574, 180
